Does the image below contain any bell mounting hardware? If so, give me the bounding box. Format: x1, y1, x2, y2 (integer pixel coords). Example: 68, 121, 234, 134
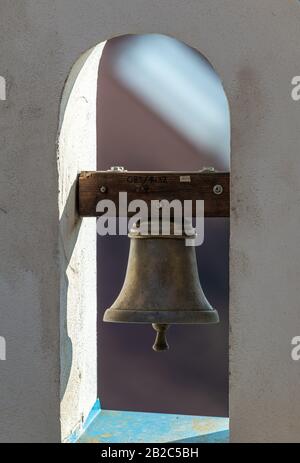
78, 168, 230, 351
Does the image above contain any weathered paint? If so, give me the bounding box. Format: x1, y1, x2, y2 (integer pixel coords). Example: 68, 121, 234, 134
66, 399, 101, 443
77, 410, 229, 443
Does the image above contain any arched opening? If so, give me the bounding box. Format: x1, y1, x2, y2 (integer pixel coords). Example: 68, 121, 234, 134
96, 33, 230, 439
59, 33, 230, 443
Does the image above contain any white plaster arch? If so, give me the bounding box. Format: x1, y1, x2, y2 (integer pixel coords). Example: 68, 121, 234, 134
1, 0, 300, 443
58, 42, 106, 441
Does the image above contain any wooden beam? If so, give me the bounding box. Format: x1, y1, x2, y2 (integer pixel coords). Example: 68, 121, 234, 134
78, 171, 230, 217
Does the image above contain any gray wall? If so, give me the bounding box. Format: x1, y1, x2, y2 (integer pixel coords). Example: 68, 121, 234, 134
0, 0, 300, 442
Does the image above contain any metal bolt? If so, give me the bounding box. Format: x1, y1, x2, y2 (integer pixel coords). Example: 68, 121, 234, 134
109, 166, 126, 172
213, 184, 223, 195
100, 185, 107, 193
200, 167, 215, 173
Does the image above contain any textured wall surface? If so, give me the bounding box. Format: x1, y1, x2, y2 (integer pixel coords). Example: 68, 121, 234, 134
0, 0, 300, 442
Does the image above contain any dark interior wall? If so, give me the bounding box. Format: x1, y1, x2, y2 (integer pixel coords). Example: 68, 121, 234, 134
96, 35, 229, 417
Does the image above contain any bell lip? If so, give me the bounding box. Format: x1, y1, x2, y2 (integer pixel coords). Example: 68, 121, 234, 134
103, 309, 219, 324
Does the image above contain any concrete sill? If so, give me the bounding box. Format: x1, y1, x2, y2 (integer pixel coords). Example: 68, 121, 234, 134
77, 409, 229, 443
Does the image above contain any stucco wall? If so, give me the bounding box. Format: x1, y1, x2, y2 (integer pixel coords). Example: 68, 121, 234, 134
0, 0, 300, 442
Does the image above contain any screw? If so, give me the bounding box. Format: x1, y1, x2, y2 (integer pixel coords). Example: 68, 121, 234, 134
213, 184, 223, 195
200, 167, 215, 173
109, 166, 126, 172
100, 185, 107, 193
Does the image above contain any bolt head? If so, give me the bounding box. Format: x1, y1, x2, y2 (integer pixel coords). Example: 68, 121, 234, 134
200, 167, 215, 173
213, 184, 223, 195
109, 166, 125, 172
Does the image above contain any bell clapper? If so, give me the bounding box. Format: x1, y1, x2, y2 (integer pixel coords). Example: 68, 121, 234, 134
152, 324, 169, 352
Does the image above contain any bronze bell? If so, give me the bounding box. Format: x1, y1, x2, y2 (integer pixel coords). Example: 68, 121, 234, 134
103, 219, 219, 351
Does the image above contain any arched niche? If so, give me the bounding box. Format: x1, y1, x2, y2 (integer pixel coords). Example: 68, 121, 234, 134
96, 33, 230, 420
58, 34, 231, 442
1, 0, 300, 443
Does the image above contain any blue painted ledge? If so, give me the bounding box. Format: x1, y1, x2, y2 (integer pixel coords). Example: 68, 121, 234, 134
76, 408, 229, 444
67, 399, 101, 443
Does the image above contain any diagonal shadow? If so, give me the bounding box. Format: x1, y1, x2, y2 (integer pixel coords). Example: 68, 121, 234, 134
59, 177, 82, 398
170, 429, 229, 443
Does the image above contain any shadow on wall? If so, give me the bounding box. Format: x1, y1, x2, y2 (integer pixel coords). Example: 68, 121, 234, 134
59, 178, 80, 398
96, 35, 230, 417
